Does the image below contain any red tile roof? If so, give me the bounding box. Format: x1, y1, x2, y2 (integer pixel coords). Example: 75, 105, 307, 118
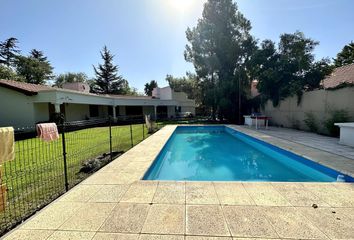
322, 63, 354, 89
0, 79, 153, 99
0, 79, 53, 95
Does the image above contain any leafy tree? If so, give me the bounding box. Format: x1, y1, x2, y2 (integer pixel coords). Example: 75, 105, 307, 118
30, 49, 48, 62
92, 46, 128, 94
251, 31, 333, 106
0, 37, 20, 66
144, 80, 158, 96
166, 73, 201, 103
0, 65, 24, 81
334, 41, 354, 67
54, 72, 89, 87
15, 50, 53, 84
185, 0, 256, 122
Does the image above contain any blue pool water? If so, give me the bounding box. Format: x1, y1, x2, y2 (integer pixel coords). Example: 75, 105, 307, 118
143, 126, 354, 182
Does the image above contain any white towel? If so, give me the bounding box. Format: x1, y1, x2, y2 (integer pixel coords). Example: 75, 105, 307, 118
0, 127, 15, 163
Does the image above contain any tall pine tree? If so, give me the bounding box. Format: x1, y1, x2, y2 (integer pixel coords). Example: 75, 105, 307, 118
15, 49, 53, 84
334, 41, 354, 67
0, 37, 20, 67
185, 0, 256, 122
92, 46, 128, 94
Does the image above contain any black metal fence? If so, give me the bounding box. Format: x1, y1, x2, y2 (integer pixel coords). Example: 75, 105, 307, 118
0, 116, 154, 235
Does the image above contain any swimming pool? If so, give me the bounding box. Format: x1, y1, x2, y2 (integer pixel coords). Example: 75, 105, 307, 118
143, 126, 354, 182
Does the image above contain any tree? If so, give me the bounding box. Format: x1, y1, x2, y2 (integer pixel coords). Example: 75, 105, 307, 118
15, 50, 53, 84
251, 31, 333, 106
54, 72, 89, 87
144, 80, 158, 96
0, 37, 20, 66
185, 0, 256, 122
92, 46, 128, 94
334, 41, 354, 67
30, 49, 48, 62
0, 65, 24, 81
166, 73, 201, 104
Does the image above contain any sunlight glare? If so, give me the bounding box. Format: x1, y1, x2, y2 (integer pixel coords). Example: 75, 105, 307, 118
168, 0, 194, 11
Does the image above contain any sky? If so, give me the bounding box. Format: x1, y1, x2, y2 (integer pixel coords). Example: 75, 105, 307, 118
1, 0, 354, 92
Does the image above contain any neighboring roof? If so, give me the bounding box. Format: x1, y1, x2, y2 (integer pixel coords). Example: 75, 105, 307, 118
322, 63, 354, 89
0, 79, 154, 100
101, 94, 153, 100
0, 79, 53, 95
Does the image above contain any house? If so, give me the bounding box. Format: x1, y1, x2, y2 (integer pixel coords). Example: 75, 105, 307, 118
0, 80, 195, 128
321, 63, 354, 89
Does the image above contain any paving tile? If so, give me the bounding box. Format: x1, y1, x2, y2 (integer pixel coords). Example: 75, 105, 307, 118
92, 233, 139, 240
99, 203, 150, 233
153, 182, 185, 204
271, 182, 330, 207
82, 172, 136, 185
59, 185, 102, 202
186, 182, 219, 204
232, 238, 281, 240
186, 205, 230, 236
186, 237, 232, 240
47, 231, 95, 240
302, 183, 354, 207
21, 201, 84, 230
263, 207, 328, 239
296, 207, 354, 239
88, 184, 130, 202
59, 202, 116, 231
2, 229, 54, 240
222, 206, 278, 238
142, 204, 185, 235
120, 181, 158, 203
214, 182, 255, 205
242, 183, 291, 206
139, 234, 185, 240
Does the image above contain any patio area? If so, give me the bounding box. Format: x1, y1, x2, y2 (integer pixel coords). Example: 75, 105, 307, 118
2, 125, 354, 240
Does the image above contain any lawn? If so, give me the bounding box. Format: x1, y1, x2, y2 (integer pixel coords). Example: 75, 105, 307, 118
0, 123, 149, 234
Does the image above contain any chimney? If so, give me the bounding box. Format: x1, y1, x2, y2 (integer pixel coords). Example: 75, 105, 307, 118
62, 82, 90, 93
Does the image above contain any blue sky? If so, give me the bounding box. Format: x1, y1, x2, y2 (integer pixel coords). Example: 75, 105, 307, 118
1, 0, 354, 92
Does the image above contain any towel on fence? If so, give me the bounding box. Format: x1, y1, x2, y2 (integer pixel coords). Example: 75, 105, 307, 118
36, 123, 59, 142
0, 127, 15, 163
145, 115, 152, 130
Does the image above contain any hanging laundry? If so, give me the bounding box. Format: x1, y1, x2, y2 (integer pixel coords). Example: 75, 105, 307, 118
0, 127, 15, 163
36, 123, 59, 142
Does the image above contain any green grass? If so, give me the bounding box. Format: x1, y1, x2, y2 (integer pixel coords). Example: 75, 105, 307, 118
0, 123, 149, 234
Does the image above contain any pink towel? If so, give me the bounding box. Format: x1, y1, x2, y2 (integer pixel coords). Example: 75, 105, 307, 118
36, 123, 59, 142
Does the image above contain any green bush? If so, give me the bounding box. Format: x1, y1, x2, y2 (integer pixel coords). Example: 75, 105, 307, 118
304, 112, 318, 133
324, 110, 350, 137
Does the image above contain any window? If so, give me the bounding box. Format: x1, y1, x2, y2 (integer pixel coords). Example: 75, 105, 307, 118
89, 105, 99, 117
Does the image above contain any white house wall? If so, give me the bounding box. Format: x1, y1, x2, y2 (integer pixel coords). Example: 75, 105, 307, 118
0, 87, 35, 127
33, 103, 49, 123
64, 104, 90, 121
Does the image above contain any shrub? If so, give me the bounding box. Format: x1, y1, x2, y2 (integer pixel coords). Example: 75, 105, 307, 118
324, 110, 350, 137
304, 112, 318, 133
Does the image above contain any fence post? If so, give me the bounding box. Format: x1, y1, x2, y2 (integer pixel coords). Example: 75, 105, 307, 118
130, 124, 133, 147
109, 117, 113, 161
61, 123, 69, 191
142, 123, 145, 139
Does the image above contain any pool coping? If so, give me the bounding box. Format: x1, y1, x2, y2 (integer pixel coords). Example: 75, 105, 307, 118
227, 125, 354, 178
3, 124, 354, 240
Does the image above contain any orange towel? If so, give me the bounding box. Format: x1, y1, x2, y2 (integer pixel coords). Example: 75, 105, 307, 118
0, 127, 15, 163
36, 123, 59, 142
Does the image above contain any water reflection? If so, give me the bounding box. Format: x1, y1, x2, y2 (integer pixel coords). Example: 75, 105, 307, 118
147, 130, 335, 182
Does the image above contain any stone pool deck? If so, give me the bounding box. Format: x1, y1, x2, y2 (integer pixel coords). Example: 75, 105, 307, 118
2, 125, 354, 240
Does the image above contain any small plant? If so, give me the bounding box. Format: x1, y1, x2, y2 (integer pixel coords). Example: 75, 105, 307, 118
304, 112, 318, 133
324, 109, 350, 137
